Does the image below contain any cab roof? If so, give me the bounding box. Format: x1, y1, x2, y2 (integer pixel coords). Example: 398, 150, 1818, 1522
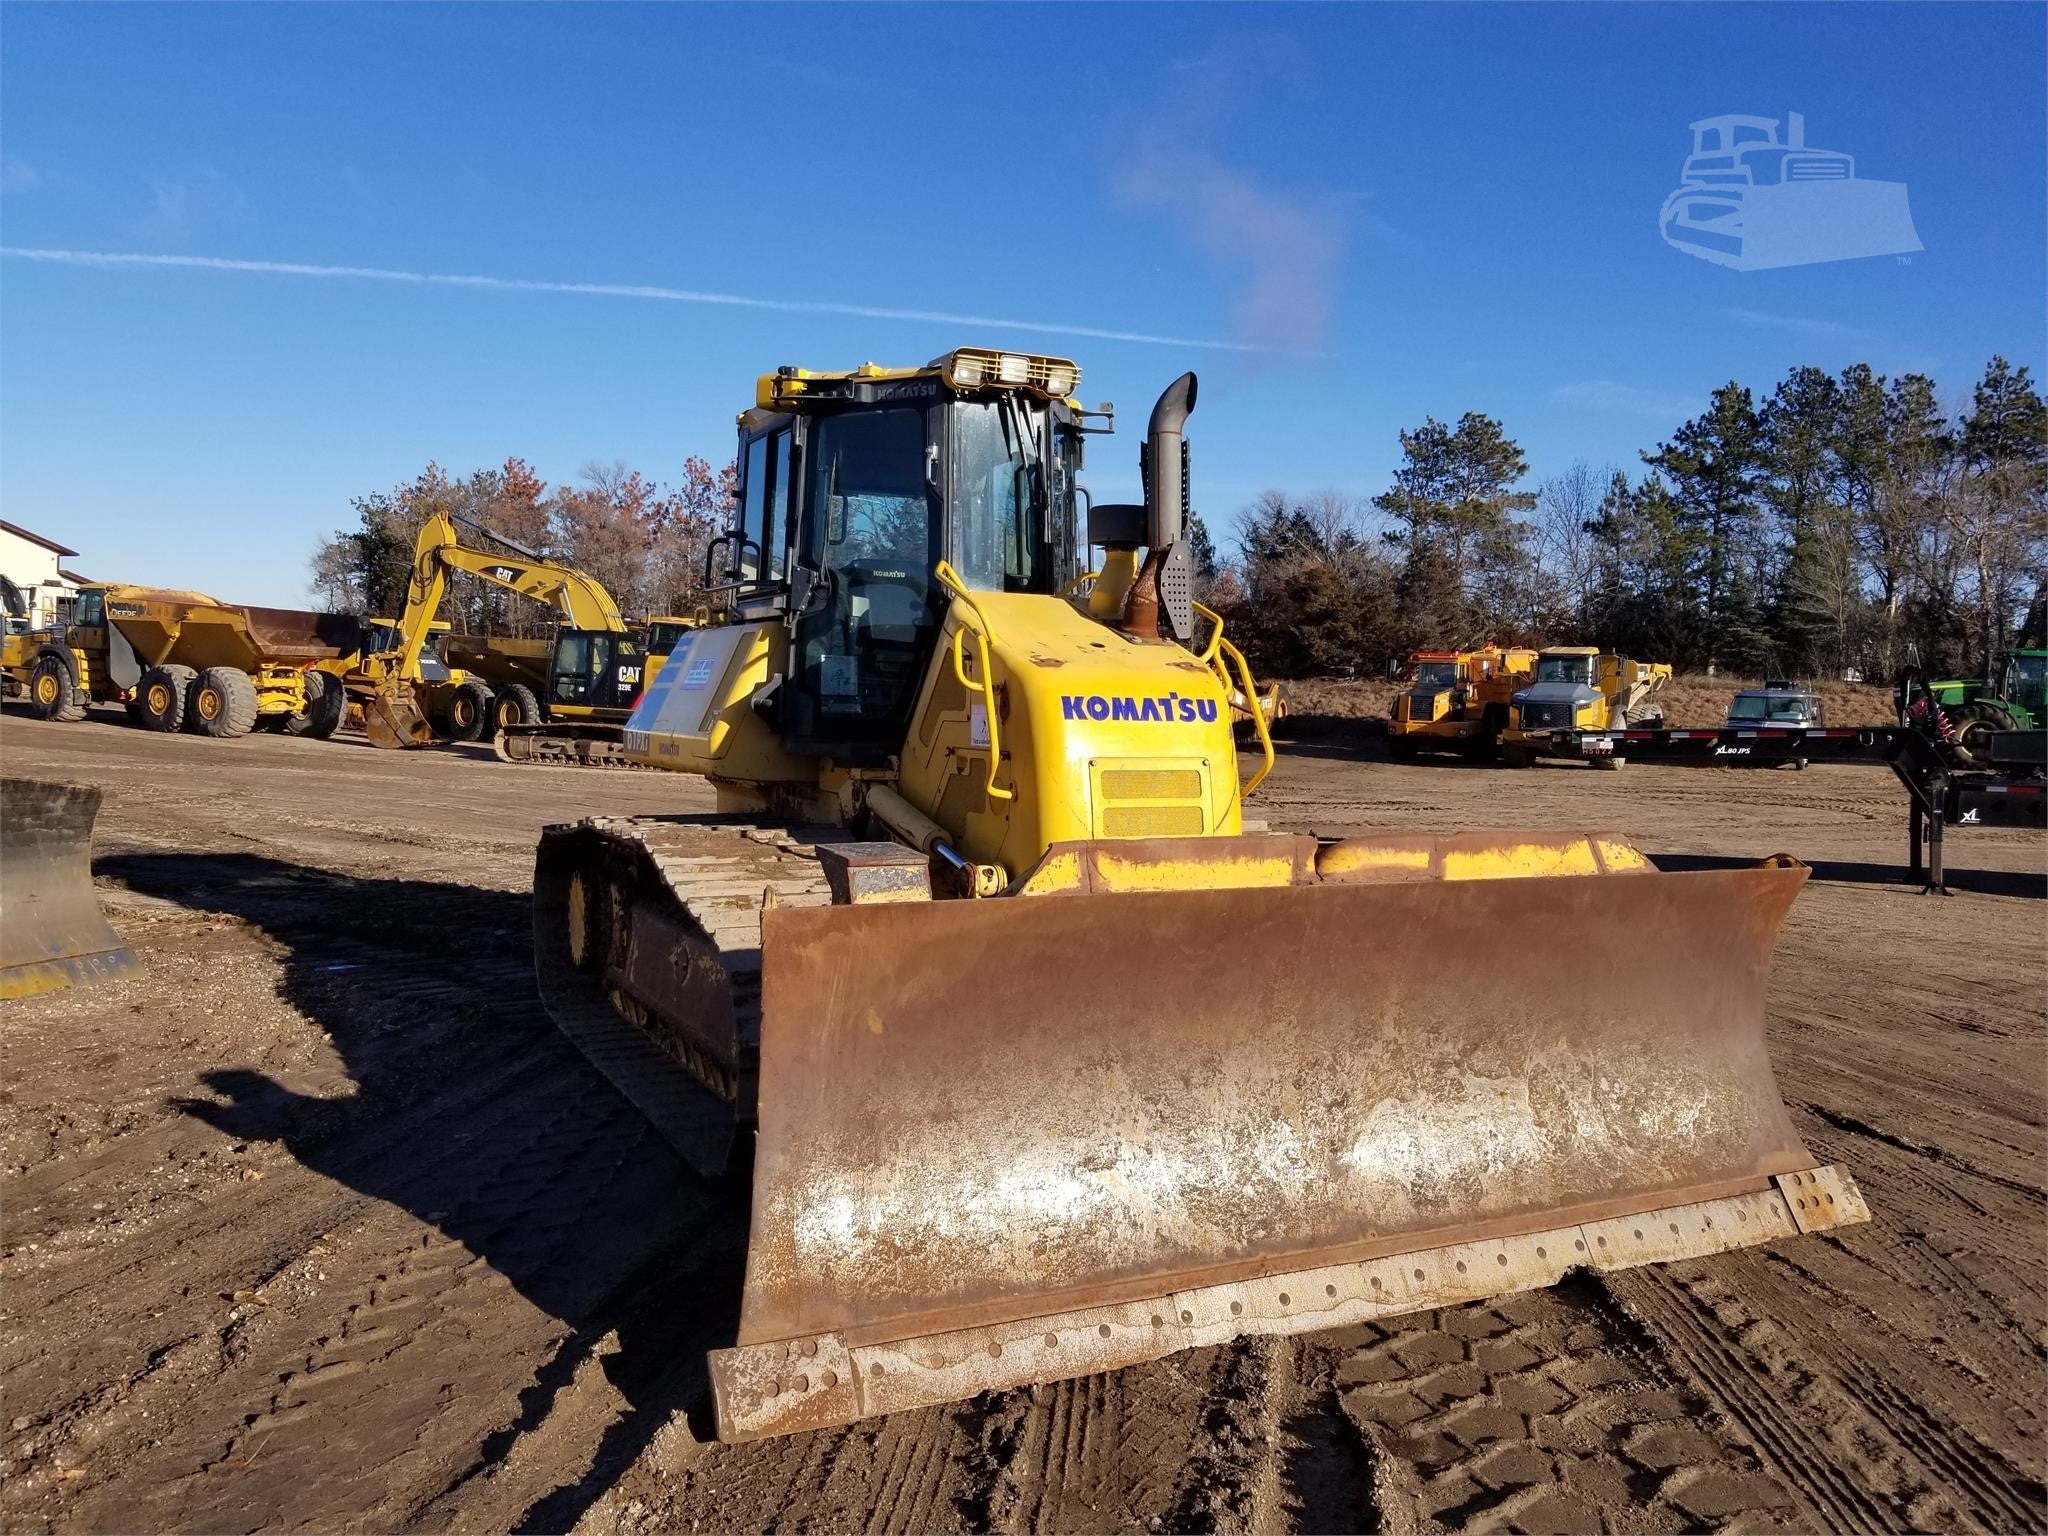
745, 347, 1081, 424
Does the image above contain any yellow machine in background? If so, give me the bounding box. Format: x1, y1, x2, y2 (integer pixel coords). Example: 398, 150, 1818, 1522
8, 584, 358, 739
362, 514, 686, 763
532, 347, 1863, 1443
444, 614, 698, 763
1501, 646, 1675, 768
1386, 644, 1536, 760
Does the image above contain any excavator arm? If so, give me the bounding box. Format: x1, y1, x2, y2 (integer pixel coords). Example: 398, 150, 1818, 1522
360, 513, 630, 748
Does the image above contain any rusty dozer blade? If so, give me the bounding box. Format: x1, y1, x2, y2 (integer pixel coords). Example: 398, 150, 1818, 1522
1, 778, 141, 1000
710, 859, 1867, 1440
361, 682, 433, 749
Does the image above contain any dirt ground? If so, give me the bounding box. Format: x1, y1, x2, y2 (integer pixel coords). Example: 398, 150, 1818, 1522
2, 704, 2042, 1535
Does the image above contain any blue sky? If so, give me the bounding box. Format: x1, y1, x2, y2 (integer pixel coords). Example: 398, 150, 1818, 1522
4, 3, 2043, 605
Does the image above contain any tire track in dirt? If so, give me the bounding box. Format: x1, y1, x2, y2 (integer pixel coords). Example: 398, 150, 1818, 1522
1317, 1277, 1807, 1533
1608, 1257, 2045, 1534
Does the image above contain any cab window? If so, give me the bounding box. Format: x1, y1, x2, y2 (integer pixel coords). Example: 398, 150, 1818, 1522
73, 591, 105, 628
737, 426, 794, 585
738, 436, 769, 582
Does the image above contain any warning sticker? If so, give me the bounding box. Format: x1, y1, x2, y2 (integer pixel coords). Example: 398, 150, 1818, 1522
821, 655, 858, 697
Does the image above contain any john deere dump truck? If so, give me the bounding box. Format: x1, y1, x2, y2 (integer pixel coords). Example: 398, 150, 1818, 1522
531, 347, 1865, 1443
12, 585, 360, 739
1500, 646, 1673, 768
1386, 645, 1536, 760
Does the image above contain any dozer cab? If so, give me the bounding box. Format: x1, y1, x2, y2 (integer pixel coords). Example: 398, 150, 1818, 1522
533, 347, 1865, 1442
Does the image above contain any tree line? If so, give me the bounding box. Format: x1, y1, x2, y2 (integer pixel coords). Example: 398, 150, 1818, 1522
1212, 355, 2047, 682
309, 456, 737, 635
310, 354, 2044, 680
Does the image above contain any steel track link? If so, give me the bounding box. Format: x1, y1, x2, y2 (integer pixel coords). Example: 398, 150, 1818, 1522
536, 816, 845, 1170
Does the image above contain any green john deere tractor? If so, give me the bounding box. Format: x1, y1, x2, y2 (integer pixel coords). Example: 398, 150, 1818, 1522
1915, 648, 2046, 754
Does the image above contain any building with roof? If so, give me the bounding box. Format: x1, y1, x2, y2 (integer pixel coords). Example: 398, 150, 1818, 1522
0, 520, 92, 631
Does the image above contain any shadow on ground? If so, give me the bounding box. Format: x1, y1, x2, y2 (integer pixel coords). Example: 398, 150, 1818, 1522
98, 850, 736, 1530
1650, 851, 2046, 900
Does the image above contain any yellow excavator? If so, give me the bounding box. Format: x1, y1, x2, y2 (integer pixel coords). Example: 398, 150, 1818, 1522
532, 347, 1866, 1443
364, 515, 664, 763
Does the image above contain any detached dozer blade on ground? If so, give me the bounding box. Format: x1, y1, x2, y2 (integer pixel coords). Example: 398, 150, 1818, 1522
1, 778, 140, 999
535, 821, 1866, 1443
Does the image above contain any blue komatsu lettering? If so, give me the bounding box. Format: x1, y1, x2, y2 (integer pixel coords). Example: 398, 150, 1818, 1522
1197, 699, 1219, 723
1139, 698, 1162, 722
1111, 697, 1139, 721
1177, 697, 1198, 723
1086, 696, 1110, 721
1061, 695, 1086, 721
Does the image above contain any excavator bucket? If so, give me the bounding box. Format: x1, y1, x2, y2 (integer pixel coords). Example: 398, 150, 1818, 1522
708, 847, 1865, 1440
361, 682, 433, 750
0, 779, 140, 999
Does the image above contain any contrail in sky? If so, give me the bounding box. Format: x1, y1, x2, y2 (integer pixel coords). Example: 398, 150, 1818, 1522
0, 246, 1257, 353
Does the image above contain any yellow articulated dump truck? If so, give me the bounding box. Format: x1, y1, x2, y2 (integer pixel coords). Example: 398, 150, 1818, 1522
1500, 646, 1674, 769
1386, 644, 1536, 761
11, 585, 358, 739
531, 347, 1865, 1443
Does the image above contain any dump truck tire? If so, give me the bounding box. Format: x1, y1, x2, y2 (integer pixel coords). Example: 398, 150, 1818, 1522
187, 667, 260, 738
27, 651, 86, 722
135, 665, 196, 732
1500, 743, 1533, 769
1, 778, 141, 998
434, 680, 492, 743
1387, 736, 1416, 762
491, 682, 542, 733
282, 669, 346, 739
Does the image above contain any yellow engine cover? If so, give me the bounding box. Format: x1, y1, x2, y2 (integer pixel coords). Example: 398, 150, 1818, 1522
898, 593, 1243, 880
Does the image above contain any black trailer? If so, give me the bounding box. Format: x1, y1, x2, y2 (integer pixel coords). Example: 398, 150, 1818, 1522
1525, 723, 2045, 892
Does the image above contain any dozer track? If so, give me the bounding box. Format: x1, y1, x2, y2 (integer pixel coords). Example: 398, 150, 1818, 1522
495, 723, 651, 769
534, 815, 845, 1171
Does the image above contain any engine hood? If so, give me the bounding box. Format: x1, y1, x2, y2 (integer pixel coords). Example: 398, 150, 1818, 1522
1515, 682, 1602, 706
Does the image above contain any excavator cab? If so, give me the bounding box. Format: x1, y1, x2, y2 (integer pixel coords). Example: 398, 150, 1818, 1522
546, 630, 646, 714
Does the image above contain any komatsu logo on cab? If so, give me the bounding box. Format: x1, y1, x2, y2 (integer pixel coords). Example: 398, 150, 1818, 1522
1061, 693, 1219, 724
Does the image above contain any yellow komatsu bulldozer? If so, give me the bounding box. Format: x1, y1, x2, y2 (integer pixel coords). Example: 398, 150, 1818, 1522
364, 515, 671, 763
532, 347, 1866, 1443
